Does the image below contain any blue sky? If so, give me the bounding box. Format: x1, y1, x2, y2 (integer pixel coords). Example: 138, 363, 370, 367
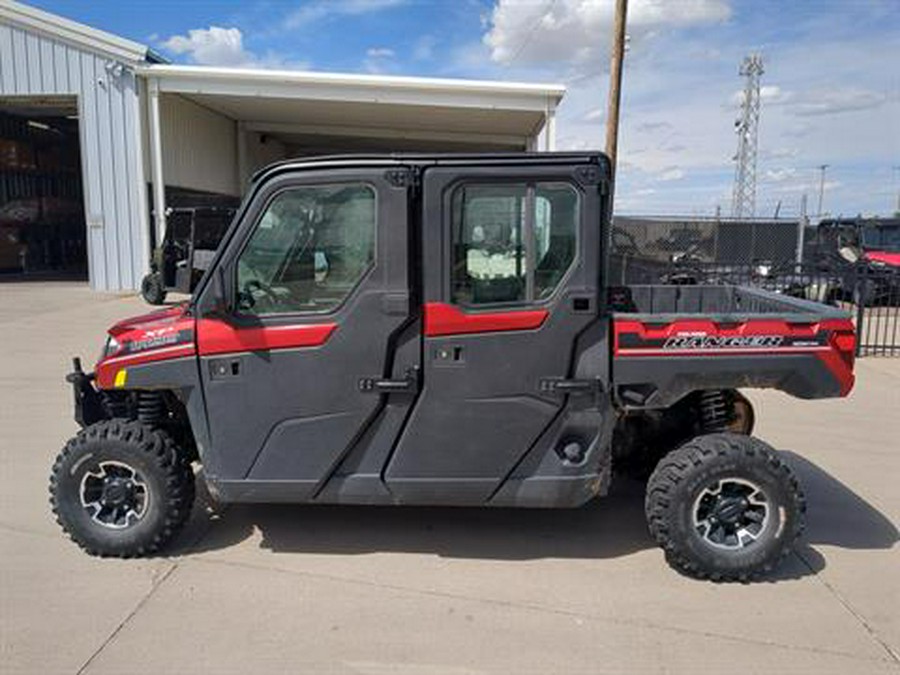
29, 0, 900, 217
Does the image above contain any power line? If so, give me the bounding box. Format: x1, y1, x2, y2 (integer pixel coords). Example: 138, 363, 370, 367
506, 0, 559, 65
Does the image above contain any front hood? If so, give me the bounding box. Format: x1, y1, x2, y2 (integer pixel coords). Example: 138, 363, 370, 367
96, 303, 196, 389
864, 251, 900, 267
108, 302, 191, 338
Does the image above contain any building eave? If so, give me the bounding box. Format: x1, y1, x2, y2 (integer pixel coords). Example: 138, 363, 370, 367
0, 0, 150, 63
137, 64, 565, 112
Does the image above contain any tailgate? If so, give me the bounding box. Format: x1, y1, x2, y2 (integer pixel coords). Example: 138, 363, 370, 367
611, 313, 856, 408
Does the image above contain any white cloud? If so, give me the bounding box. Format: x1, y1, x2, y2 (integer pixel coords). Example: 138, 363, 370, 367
284, 0, 405, 30
160, 26, 307, 69
729, 84, 789, 107
760, 147, 798, 161
789, 87, 887, 117
658, 167, 686, 181
162, 27, 252, 66
773, 179, 842, 195
413, 35, 437, 61
637, 121, 673, 133
484, 0, 730, 67
762, 168, 797, 183
363, 46, 396, 73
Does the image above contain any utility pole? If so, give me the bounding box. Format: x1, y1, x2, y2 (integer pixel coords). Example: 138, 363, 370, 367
605, 0, 628, 179
796, 193, 808, 266
893, 165, 900, 214
816, 164, 829, 218
731, 54, 764, 218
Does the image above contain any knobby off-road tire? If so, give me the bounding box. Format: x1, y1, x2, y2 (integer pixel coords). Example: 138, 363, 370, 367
645, 433, 805, 582
50, 420, 195, 557
140, 273, 167, 305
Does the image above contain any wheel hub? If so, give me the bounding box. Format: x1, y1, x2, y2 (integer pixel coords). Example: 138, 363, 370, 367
693, 478, 769, 550
80, 461, 150, 530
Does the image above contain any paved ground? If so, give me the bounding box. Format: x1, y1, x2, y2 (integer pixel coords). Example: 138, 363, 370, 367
1, 281, 898, 674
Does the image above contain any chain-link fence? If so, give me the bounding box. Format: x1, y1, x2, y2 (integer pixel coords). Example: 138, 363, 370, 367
610, 216, 899, 357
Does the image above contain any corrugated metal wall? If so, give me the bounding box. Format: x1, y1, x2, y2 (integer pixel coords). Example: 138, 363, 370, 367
0, 22, 148, 291
160, 93, 238, 197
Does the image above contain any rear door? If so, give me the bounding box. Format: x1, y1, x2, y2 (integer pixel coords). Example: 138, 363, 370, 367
385, 159, 606, 503
196, 166, 416, 499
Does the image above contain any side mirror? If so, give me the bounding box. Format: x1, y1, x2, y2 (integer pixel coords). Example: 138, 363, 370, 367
839, 245, 860, 264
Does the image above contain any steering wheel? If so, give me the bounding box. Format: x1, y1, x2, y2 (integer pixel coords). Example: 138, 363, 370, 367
240, 278, 282, 310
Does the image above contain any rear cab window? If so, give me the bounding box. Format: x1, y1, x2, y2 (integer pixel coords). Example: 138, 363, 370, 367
450, 182, 579, 306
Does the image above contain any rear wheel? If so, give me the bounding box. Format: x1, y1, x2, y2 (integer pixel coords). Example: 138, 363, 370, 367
141, 272, 167, 305
645, 433, 804, 581
49, 420, 195, 557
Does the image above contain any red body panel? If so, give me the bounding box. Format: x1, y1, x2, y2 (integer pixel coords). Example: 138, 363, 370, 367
95, 308, 339, 387
196, 319, 337, 356
864, 250, 900, 267
613, 316, 856, 396
95, 304, 196, 389
107, 303, 190, 337
423, 302, 548, 337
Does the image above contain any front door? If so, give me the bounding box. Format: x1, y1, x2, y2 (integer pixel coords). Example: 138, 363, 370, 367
196, 166, 416, 500
384, 161, 607, 503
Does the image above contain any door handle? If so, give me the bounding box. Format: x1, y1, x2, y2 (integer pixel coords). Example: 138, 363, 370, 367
539, 377, 603, 395
209, 358, 241, 380
359, 367, 420, 394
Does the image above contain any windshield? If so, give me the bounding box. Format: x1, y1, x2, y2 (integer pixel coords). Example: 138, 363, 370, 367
861, 225, 900, 252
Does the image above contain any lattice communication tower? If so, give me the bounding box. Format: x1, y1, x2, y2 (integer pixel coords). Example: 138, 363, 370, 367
731, 54, 764, 217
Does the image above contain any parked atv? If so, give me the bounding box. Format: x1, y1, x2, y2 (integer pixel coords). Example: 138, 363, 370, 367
140, 207, 234, 305
52, 153, 856, 580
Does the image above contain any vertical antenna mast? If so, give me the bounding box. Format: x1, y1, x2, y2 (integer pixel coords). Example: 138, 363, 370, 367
731, 54, 764, 218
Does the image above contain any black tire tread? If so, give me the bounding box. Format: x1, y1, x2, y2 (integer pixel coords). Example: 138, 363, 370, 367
141, 273, 167, 305
49, 419, 195, 557
645, 433, 806, 582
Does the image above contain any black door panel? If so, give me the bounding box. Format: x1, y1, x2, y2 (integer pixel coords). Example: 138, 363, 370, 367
385, 164, 607, 503
197, 168, 416, 491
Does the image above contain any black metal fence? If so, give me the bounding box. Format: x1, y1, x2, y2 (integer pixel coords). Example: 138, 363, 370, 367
854, 264, 900, 357
610, 217, 899, 357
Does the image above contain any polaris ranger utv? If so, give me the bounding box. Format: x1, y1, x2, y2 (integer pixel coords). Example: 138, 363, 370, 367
51, 153, 857, 580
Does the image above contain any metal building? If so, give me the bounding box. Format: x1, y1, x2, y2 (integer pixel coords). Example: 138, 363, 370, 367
0, 1, 565, 291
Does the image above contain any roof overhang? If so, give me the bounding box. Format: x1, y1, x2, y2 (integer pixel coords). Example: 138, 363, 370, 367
139, 64, 565, 150
139, 64, 565, 111
0, 0, 150, 63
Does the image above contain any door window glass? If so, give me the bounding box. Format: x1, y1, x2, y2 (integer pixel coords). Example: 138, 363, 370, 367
237, 184, 375, 315
450, 182, 578, 305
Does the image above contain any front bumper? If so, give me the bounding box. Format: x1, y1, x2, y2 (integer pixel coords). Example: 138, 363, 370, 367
65, 357, 106, 427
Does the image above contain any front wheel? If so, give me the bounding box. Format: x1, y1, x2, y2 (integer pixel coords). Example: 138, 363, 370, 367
49, 420, 195, 557
645, 433, 805, 581
141, 272, 167, 305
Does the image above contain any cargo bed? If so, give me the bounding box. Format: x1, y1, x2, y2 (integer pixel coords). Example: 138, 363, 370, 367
611, 285, 856, 407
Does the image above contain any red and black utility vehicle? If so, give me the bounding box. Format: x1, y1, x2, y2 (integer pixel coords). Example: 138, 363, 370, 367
51, 153, 857, 580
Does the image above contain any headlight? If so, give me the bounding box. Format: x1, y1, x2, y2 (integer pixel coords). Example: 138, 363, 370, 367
102, 335, 121, 359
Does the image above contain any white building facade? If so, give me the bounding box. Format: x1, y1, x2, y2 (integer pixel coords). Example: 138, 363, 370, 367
0, 1, 564, 291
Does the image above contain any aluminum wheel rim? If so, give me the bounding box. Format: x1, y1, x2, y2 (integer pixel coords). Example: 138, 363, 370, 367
692, 477, 770, 550
79, 460, 150, 530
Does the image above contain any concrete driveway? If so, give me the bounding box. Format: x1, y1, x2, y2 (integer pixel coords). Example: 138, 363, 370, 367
1, 282, 898, 674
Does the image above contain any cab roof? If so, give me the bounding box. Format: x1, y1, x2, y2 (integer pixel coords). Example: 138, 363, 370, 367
252, 152, 610, 185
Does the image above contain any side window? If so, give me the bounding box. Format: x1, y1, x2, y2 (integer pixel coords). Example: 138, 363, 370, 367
236, 184, 375, 315
450, 182, 578, 306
